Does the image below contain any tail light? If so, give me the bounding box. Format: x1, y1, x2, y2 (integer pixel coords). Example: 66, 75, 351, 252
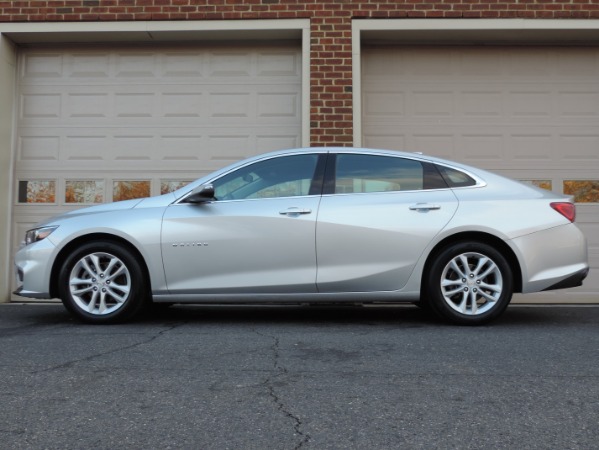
551, 202, 576, 223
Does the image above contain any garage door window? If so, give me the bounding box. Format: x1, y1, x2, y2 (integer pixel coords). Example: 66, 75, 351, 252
65, 180, 104, 204
521, 180, 553, 191
564, 180, 599, 203
113, 180, 151, 202
18, 180, 56, 204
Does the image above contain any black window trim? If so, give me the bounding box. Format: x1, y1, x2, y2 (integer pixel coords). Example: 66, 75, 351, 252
308, 153, 328, 196
322, 153, 337, 195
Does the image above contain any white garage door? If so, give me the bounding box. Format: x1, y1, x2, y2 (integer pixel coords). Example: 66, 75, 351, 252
362, 46, 599, 302
12, 43, 302, 292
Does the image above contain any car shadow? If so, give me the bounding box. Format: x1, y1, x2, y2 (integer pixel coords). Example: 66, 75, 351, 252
4, 303, 596, 329
139, 304, 439, 328
135, 303, 596, 327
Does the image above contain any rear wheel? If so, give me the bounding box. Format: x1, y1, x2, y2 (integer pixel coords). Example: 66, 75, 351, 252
58, 241, 148, 324
425, 242, 513, 325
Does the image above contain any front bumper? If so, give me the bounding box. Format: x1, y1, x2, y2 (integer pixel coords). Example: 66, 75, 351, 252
13, 238, 56, 300
12, 285, 51, 299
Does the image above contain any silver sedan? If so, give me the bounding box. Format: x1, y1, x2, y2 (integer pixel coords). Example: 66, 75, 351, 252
14, 148, 589, 325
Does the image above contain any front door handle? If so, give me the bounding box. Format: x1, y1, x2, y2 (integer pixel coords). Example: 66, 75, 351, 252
279, 207, 312, 216
409, 203, 441, 211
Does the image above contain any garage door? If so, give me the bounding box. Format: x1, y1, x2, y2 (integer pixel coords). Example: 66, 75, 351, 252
11, 43, 302, 293
362, 46, 599, 302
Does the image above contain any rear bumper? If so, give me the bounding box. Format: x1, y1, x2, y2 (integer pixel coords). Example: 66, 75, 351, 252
543, 267, 589, 291
512, 223, 589, 293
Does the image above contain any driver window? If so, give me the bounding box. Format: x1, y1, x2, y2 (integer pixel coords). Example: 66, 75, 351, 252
213, 154, 319, 201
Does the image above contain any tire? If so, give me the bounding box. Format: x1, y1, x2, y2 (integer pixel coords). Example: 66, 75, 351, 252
58, 241, 148, 324
425, 241, 513, 325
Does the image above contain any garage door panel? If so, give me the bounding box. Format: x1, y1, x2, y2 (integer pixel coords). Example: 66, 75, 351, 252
20, 52, 63, 79
20, 47, 301, 83
17, 128, 301, 170
363, 88, 599, 125
362, 45, 599, 301
364, 127, 599, 171
461, 91, 503, 117
18, 135, 60, 162
19, 88, 300, 126
256, 134, 301, 153
559, 135, 599, 162
558, 91, 599, 117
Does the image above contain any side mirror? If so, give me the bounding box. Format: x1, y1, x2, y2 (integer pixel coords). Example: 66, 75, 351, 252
185, 184, 215, 204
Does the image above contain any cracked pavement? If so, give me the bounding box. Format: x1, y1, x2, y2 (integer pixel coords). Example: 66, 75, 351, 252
1, 303, 599, 449
253, 329, 308, 449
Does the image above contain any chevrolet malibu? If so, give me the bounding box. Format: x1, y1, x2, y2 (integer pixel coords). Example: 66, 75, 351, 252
14, 148, 589, 325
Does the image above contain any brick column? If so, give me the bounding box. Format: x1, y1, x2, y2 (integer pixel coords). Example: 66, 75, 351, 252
310, 14, 353, 147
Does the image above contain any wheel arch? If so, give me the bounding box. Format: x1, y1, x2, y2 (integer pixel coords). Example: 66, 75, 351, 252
50, 233, 151, 299
422, 232, 523, 294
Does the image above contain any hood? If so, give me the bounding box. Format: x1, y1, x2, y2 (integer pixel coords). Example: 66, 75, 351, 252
60, 198, 144, 217
33, 192, 178, 229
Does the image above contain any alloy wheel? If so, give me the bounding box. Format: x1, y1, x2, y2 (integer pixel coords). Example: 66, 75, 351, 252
440, 252, 503, 316
68, 252, 132, 315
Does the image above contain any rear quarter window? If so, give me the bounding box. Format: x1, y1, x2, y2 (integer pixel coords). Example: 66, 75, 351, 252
436, 165, 477, 188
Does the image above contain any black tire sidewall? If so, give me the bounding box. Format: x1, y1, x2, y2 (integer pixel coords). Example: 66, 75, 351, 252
425, 242, 513, 325
58, 241, 147, 324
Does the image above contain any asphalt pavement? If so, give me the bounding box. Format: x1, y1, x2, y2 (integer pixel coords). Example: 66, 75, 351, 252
0, 303, 598, 449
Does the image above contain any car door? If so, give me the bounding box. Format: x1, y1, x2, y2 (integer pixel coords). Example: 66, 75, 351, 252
161, 153, 324, 294
316, 153, 458, 292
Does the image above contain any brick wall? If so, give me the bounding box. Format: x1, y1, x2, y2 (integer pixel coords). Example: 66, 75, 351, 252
2, 0, 598, 146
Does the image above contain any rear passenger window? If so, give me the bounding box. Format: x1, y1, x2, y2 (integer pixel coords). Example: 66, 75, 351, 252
436, 165, 477, 188
335, 154, 423, 194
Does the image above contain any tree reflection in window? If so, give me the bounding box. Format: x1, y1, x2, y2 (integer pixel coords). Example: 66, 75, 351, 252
113, 181, 151, 201
564, 180, 599, 203
65, 180, 104, 204
18, 180, 56, 203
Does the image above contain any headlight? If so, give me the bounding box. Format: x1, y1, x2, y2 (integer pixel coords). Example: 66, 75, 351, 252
25, 226, 58, 246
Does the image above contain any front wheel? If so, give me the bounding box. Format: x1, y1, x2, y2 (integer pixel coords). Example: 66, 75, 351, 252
425, 242, 513, 325
58, 241, 148, 324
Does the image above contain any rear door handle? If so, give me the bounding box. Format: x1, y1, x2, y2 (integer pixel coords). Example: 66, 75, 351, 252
279, 207, 312, 216
409, 203, 441, 211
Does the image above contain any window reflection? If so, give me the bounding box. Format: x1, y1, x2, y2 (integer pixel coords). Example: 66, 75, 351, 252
18, 180, 56, 204
161, 180, 192, 195
113, 180, 151, 201
213, 154, 318, 200
520, 180, 553, 191
336, 154, 423, 194
65, 180, 104, 204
